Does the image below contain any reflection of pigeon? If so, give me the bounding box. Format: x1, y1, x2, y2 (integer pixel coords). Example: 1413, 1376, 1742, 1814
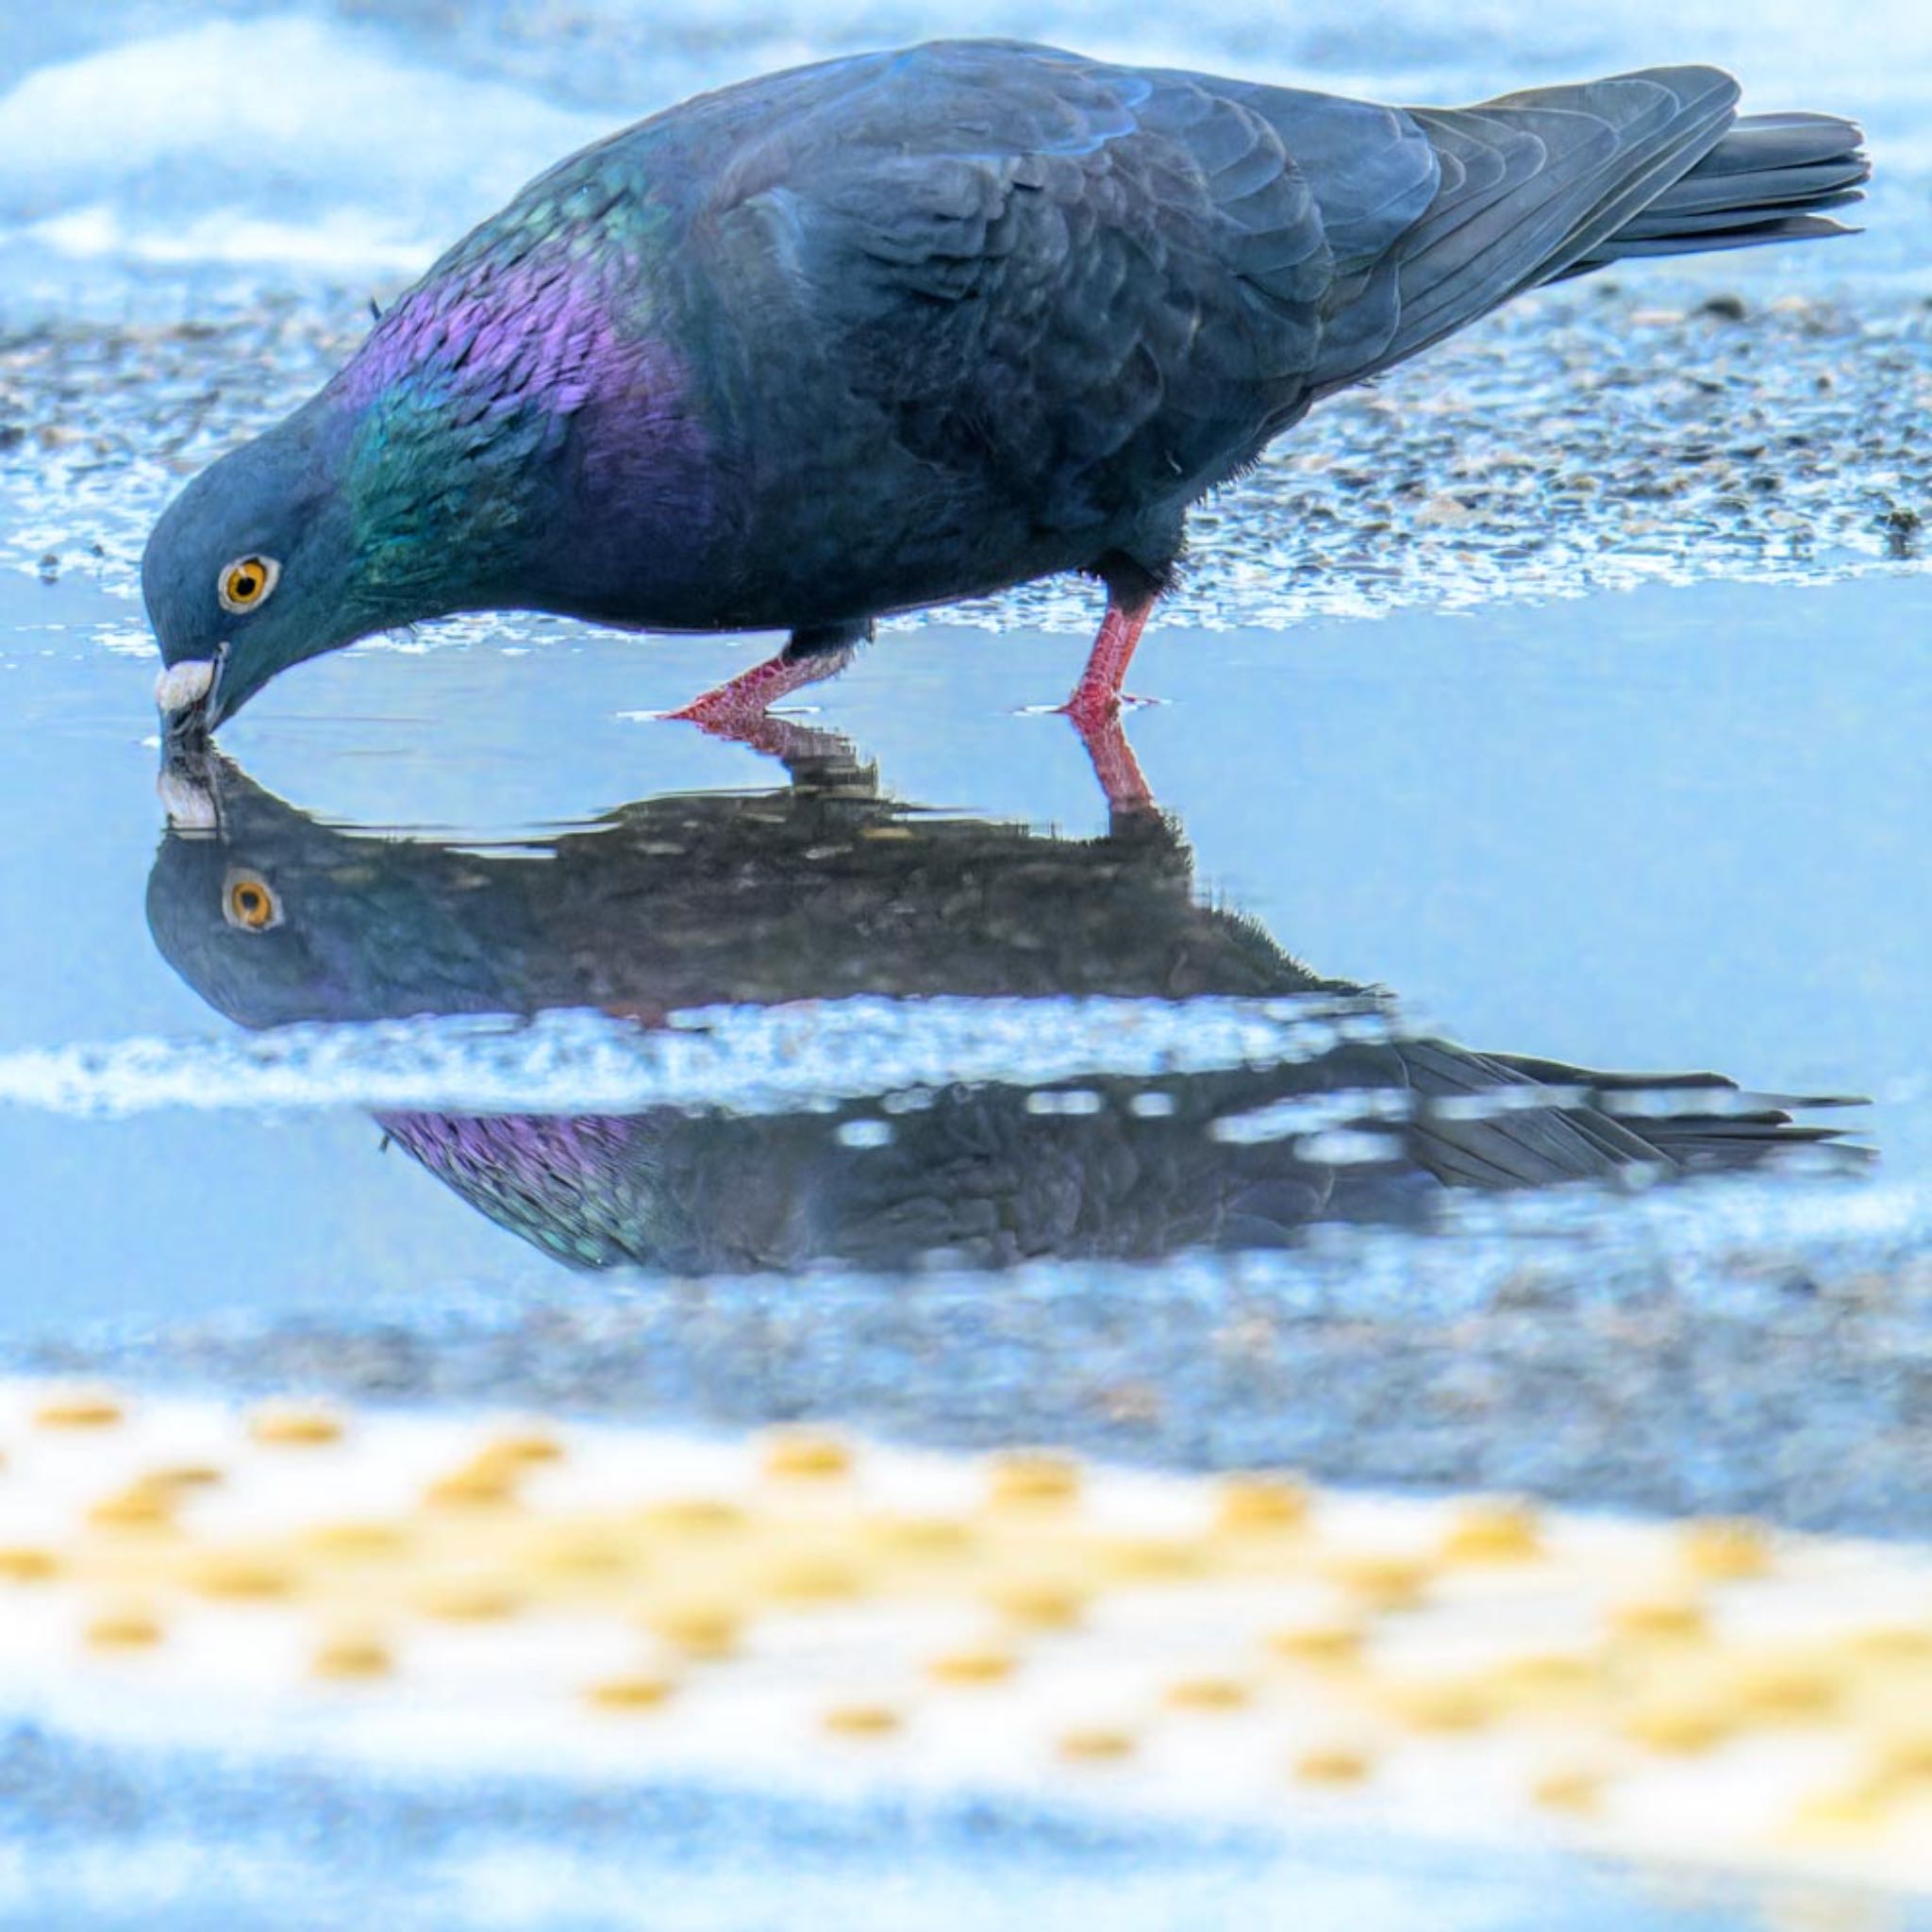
144, 42, 1867, 744
149, 750, 1857, 1274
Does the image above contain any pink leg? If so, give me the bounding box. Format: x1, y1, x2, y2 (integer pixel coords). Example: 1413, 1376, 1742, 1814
1055, 591, 1153, 730
665, 642, 858, 738
1054, 589, 1159, 812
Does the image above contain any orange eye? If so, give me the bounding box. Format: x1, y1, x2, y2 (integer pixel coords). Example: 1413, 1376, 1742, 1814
218, 554, 279, 614
223, 870, 281, 932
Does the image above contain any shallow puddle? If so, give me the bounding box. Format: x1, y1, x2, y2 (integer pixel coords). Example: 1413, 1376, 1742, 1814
0, 560, 1924, 1537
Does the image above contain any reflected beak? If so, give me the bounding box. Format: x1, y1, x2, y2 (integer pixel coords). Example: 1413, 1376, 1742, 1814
156, 760, 219, 832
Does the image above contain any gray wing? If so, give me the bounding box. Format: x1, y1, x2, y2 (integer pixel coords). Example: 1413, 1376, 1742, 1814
1358, 70, 1740, 377
698, 42, 1428, 535
1218, 66, 1742, 390
695, 43, 1740, 531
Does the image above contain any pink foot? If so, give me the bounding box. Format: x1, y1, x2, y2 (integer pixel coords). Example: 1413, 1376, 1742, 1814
665, 643, 856, 735
664, 688, 768, 734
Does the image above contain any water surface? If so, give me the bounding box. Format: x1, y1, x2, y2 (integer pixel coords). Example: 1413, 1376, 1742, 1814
1, 562, 1923, 1534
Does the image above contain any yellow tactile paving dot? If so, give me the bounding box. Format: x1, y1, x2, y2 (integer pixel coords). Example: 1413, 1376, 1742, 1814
0, 1378, 1926, 1901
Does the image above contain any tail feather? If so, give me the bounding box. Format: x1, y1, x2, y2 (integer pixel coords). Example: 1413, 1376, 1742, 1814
1614, 198, 1863, 241
1386, 69, 1740, 365
1639, 157, 1866, 220
1565, 108, 1868, 272
1669, 109, 1867, 178
1309, 72, 1868, 391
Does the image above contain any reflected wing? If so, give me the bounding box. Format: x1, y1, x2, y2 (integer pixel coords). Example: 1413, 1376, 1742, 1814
1398, 1041, 1857, 1186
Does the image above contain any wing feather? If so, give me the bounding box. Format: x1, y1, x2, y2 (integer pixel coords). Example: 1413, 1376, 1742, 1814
686, 45, 1757, 549
1362, 69, 1740, 375
703, 42, 1347, 532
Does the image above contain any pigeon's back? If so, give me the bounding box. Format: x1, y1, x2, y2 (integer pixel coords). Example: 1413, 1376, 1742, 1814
378, 40, 1860, 634
662, 45, 1428, 566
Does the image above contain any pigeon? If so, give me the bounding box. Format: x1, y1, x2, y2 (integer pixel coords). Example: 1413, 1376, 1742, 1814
143, 40, 1867, 766
148, 743, 1858, 1274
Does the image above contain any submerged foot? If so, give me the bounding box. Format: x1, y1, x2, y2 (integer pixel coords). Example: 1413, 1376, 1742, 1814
665, 639, 858, 736
665, 645, 856, 728
1063, 705, 1155, 815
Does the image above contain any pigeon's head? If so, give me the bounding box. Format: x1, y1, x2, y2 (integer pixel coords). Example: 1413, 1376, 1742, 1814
143, 406, 368, 742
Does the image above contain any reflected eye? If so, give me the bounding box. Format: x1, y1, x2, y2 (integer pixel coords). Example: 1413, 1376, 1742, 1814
223, 869, 281, 932
217, 555, 279, 614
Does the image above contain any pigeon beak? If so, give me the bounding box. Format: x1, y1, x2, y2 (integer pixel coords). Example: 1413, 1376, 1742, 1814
156, 647, 227, 749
